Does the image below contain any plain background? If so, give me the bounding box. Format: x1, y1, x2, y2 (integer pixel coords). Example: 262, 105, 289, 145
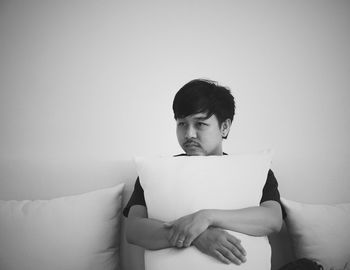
0, 1, 349, 268
1, 0, 349, 202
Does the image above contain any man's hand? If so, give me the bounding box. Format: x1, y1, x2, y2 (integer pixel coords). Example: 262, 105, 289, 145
193, 227, 247, 265
164, 210, 211, 248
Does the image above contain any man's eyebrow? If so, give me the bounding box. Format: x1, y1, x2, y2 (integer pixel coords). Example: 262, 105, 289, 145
193, 116, 210, 120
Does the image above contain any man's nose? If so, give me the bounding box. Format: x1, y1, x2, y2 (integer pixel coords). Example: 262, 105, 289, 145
185, 125, 197, 139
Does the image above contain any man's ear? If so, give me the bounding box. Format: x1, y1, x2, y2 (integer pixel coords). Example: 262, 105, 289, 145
221, 119, 232, 138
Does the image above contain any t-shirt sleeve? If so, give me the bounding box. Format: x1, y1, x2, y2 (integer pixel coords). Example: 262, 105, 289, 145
260, 169, 287, 219
123, 177, 146, 217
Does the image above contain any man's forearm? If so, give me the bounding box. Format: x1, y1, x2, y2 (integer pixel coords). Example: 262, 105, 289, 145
125, 201, 282, 251
126, 216, 172, 250
205, 201, 283, 236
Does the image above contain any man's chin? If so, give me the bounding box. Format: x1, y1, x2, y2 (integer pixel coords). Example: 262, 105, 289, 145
184, 148, 206, 156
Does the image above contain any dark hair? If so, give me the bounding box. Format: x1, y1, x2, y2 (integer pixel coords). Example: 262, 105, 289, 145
172, 79, 236, 125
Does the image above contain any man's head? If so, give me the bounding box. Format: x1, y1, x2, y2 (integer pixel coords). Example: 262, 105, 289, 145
172, 79, 236, 156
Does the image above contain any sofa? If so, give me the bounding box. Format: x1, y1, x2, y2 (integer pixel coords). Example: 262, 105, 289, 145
0, 158, 349, 270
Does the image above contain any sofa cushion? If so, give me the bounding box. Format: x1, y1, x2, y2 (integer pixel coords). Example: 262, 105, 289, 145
0, 183, 124, 270
281, 198, 350, 270
135, 151, 273, 270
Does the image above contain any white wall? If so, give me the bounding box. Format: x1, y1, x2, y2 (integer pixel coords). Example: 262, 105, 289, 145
1, 0, 349, 203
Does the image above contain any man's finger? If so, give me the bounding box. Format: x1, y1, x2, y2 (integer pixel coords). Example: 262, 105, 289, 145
183, 239, 191, 247
218, 247, 242, 265
213, 250, 231, 264
183, 233, 195, 247
227, 235, 241, 245
227, 236, 247, 256
224, 242, 246, 263
175, 236, 186, 248
173, 233, 185, 248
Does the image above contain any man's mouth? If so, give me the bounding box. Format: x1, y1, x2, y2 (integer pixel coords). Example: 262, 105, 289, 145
184, 141, 201, 148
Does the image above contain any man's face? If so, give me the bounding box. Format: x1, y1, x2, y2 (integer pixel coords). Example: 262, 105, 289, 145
176, 112, 226, 156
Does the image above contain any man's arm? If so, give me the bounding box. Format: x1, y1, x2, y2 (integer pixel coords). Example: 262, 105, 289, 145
207, 201, 283, 236
166, 200, 283, 247
125, 205, 172, 250
125, 205, 247, 265
126, 237, 145, 270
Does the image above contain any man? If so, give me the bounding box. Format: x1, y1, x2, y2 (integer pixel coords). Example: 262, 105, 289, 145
123, 79, 285, 267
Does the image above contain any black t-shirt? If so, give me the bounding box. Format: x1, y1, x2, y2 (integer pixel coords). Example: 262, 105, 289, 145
123, 155, 286, 219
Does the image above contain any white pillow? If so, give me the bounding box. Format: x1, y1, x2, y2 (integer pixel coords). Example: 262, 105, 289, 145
281, 198, 350, 270
135, 152, 273, 270
0, 183, 124, 270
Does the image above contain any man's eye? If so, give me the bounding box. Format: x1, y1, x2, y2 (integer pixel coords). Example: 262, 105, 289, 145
177, 122, 185, 127
197, 122, 208, 127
